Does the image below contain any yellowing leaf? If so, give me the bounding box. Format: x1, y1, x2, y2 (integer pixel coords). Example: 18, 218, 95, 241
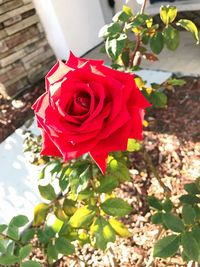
146, 87, 153, 94
177, 19, 199, 44
143, 120, 149, 127
135, 77, 145, 90
63, 198, 77, 216
127, 139, 141, 152
33, 203, 49, 226
69, 206, 96, 228
90, 217, 115, 250
160, 5, 177, 25
109, 218, 132, 237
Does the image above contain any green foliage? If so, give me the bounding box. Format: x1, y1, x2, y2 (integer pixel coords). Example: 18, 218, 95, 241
38, 184, 57, 201
150, 178, 200, 263
101, 198, 132, 217
55, 237, 75, 255
153, 235, 180, 258
163, 26, 180, 51
162, 213, 184, 233
150, 32, 164, 54
21, 261, 42, 267
90, 216, 116, 250
181, 232, 199, 262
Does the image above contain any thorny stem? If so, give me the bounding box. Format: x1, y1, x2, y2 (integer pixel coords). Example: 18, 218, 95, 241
129, 0, 148, 67
143, 148, 171, 197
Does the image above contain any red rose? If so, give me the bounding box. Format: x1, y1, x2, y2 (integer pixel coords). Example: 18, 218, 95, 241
32, 52, 150, 173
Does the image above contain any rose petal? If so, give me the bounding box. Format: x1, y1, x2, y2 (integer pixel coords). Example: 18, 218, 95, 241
67, 51, 104, 68
40, 130, 62, 157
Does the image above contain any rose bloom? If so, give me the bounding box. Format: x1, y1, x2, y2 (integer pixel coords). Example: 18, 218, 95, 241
32, 52, 150, 173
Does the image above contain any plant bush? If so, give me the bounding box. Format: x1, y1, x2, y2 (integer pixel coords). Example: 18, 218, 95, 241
0, 1, 199, 266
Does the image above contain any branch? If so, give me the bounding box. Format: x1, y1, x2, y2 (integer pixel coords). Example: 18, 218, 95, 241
129, 0, 148, 67
143, 149, 171, 197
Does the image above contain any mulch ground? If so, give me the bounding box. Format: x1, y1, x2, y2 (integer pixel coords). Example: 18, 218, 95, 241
1, 77, 200, 266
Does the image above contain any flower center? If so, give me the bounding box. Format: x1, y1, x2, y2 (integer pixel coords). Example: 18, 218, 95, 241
76, 95, 90, 109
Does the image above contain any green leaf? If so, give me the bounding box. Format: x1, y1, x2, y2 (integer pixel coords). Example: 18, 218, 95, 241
127, 139, 141, 152
0, 224, 7, 233
105, 34, 127, 60
180, 194, 200, 205
191, 226, 200, 248
148, 196, 163, 210
37, 227, 54, 245
113, 10, 131, 22
109, 159, 130, 182
21, 229, 35, 244
7, 225, 20, 240
163, 26, 180, 51
151, 212, 163, 225
121, 51, 130, 68
153, 235, 180, 258
0, 255, 19, 265
10, 215, 29, 228
181, 232, 199, 261
160, 5, 177, 25
79, 165, 91, 191
21, 261, 42, 267
194, 206, 200, 221
69, 206, 96, 228
99, 22, 121, 38
38, 184, 57, 201
55, 237, 75, 255
150, 32, 164, 54
63, 198, 77, 216
182, 205, 196, 225
162, 199, 173, 212
33, 203, 49, 226
101, 198, 132, 217
184, 182, 200, 195
0, 240, 6, 253
167, 78, 186, 86
6, 242, 15, 255
150, 90, 167, 108
90, 216, 116, 250
19, 244, 32, 259
97, 175, 119, 193
47, 243, 58, 260
162, 213, 184, 233
177, 19, 199, 44
109, 218, 131, 237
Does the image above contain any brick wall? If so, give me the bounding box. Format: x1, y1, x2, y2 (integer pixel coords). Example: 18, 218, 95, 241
0, 0, 56, 97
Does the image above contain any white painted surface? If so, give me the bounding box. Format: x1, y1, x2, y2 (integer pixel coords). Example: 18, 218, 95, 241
33, 0, 105, 59
33, 0, 70, 59
0, 70, 171, 224
0, 123, 41, 224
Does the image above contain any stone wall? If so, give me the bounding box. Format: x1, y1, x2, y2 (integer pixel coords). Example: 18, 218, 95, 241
0, 0, 56, 97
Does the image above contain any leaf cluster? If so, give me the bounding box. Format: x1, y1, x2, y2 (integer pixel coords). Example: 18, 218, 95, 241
149, 178, 200, 263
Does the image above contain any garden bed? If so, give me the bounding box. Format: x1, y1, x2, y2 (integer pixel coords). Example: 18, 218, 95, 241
0, 76, 200, 266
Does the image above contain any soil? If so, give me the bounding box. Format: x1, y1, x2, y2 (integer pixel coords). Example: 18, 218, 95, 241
0, 77, 200, 266
0, 81, 45, 143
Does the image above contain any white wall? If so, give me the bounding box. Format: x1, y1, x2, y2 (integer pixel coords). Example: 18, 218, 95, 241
115, 0, 144, 13
33, 0, 105, 59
